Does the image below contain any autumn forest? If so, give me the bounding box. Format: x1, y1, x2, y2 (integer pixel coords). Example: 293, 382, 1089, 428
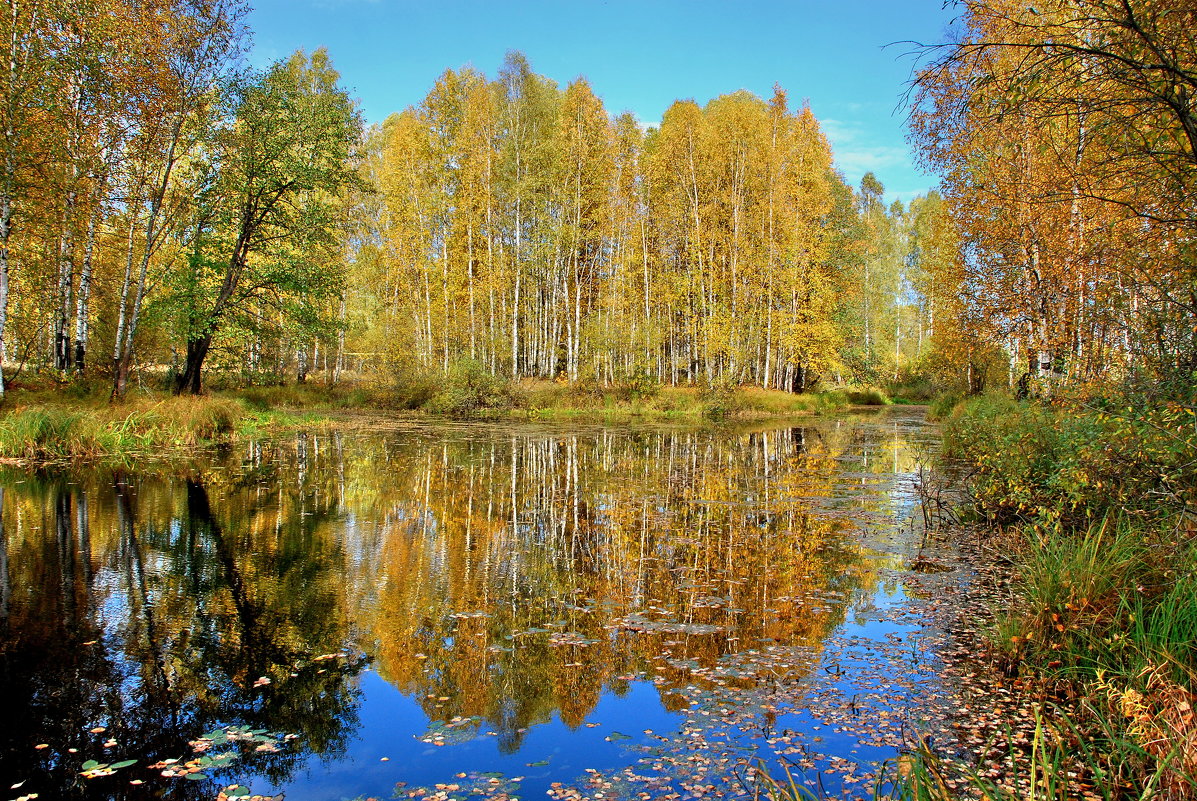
0, 1, 985, 401
2, 1, 1197, 800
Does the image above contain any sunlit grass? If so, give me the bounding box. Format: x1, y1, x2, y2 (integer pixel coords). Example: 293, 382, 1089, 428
0, 393, 321, 462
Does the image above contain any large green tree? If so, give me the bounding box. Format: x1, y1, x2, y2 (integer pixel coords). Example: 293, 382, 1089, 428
172, 48, 361, 394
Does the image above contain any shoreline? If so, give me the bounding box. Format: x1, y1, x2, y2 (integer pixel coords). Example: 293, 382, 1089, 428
0, 384, 919, 466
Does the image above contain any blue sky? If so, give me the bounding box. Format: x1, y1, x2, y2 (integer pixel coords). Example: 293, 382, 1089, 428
248, 0, 959, 202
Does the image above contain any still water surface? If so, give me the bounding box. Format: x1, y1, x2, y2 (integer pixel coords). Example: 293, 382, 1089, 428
0, 411, 961, 800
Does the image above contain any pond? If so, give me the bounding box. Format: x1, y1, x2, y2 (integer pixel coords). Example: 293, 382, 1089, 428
0, 410, 974, 801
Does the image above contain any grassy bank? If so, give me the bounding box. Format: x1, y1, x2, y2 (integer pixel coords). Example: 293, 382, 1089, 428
234, 379, 885, 421
909, 390, 1197, 799
229, 361, 895, 421
0, 393, 326, 463
0, 367, 898, 462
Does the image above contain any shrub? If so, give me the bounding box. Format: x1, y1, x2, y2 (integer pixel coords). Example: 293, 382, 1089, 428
389, 369, 441, 410
613, 368, 661, 402
843, 386, 891, 405
699, 377, 742, 419
943, 392, 1196, 528
566, 379, 607, 404
425, 359, 518, 417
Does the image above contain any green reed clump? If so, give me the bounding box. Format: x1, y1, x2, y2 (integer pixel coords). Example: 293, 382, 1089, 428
979, 521, 1197, 799
0, 407, 85, 459
994, 520, 1152, 675
887, 375, 938, 403
844, 386, 892, 405
804, 389, 846, 414
926, 391, 964, 420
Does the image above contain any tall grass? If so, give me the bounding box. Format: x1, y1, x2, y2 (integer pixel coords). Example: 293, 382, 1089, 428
0, 395, 246, 461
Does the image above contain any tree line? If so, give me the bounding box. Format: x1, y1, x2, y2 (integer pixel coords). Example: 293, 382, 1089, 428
353, 53, 960, 393
1, 0, 1010, 400
0, 0, 359, 399
911, 0, 1197, 389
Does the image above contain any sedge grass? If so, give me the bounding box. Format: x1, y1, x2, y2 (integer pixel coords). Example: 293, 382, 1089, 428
0, 395, 309, 462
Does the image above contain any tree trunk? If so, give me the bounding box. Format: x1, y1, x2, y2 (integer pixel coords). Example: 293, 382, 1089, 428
56, 188, 78, 372
296, 343, 308, 384
73, 181, 104, 374
0, 184, 10, 401
113, 241, 151, 398
333, 293, 346, 383
175, 334, 212, 394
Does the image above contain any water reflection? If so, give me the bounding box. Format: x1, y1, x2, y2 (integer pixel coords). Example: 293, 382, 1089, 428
0, 413, 932, 799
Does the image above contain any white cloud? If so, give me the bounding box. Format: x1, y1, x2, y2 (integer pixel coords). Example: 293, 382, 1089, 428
821, 117, 915, 193
832, 145, 910, 176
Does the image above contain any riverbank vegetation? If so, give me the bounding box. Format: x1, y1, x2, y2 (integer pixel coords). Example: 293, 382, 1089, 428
0, 366, 896, 460
0, 393, 326, 463
0, 373, 887, 460
885, 0, 1197, 796
924, 390, 1197, 799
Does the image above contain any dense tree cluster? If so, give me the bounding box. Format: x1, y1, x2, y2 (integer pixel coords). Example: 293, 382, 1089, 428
353, 53, 944, 392
0, 0, 360, 397
911, 0, 1197, 386
2, 4, 963, 399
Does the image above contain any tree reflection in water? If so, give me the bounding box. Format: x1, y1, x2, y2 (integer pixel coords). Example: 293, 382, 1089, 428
0, 469, 363, 799
0, 416, 928, 797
